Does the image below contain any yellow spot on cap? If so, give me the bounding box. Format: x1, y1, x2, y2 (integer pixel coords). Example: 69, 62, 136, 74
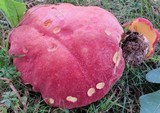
105, 29, 111, 36
22, 47, 28, 53
96, 82, 105, 89
48, 98, 54, 104
113, 50, 121, 67
47, 43, 57, 52
113, 50, 122, 75
87, 88, 95, 97
66, 96, 77, 103
43, 19, 52, 27
81, 47, 88, 53
53, 26, 61, 34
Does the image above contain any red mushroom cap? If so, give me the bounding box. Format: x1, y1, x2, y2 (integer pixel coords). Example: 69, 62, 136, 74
9, 3, 125, 109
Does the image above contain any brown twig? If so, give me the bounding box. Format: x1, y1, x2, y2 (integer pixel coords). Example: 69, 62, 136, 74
0, 77, 27, 109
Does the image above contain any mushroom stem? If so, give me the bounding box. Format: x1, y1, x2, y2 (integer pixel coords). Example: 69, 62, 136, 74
121, 30, 149, 66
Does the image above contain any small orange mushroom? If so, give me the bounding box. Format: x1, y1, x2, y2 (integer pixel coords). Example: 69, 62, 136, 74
127, 18, 159, 58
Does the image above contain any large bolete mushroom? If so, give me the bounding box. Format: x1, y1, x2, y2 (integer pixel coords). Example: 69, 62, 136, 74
8, 3, 159, 109
9, 3, 125, 109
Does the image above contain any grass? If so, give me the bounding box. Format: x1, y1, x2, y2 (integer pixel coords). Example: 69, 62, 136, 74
0, 0, 160, 113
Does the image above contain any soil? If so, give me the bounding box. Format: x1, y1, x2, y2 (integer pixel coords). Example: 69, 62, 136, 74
121, 30, 149, 66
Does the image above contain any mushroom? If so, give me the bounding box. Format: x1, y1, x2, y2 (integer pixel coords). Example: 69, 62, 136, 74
122, 18, 159, 66
9, 3, 125, 109
9, 3, 159, 109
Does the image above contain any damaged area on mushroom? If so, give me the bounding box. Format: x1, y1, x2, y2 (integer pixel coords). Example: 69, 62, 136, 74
112, 48, 122, 75
8, 3, 125, 109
